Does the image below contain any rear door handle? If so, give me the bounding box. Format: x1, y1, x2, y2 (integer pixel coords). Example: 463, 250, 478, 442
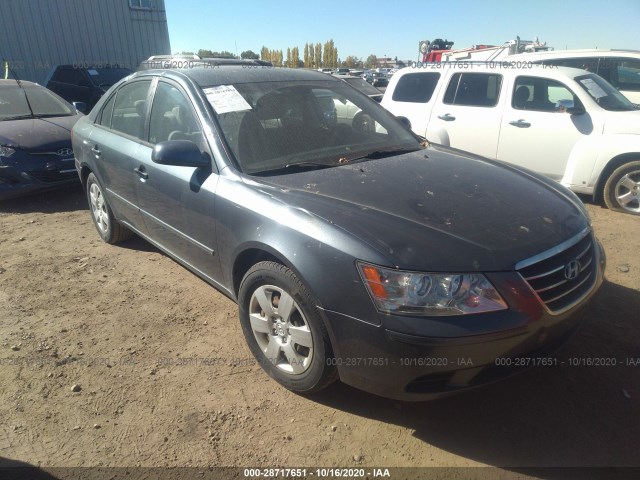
91, 145, 101, 156
509, 119, 531, 128
437, 113, 456, 121
133, 166, 148, 180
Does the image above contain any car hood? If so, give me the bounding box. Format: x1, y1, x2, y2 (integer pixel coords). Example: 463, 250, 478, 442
602, 109, 640, 135
0, 115, 79, 151
248, 146, 589, 272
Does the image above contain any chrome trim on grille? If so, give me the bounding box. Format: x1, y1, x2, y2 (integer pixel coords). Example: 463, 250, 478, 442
515, 227, 591, 270
516, 227, 600, 316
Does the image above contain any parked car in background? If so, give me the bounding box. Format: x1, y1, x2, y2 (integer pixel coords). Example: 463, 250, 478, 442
332, 68, 350, 75
366, 71, 389, 88
508, 49, 640, 104
0, 80, 82, 200
334, 74, 384, 102
73, 66, 604, 400
45, 65, 132, 111
382, 64, 640, 215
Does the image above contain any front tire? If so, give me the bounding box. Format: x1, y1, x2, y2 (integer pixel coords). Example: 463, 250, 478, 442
603, 161, 640, 215
86, 172, 133, 243
238, 261, 337, 394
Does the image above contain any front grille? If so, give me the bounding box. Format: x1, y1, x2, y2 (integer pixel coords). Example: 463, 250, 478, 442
517, 229, 597, 314
29, 170, 78, 183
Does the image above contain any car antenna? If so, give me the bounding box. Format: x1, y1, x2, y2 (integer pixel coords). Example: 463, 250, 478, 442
2, 55, 36, 118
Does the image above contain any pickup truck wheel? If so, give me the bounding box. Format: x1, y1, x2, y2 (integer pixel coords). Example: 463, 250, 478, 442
603, 161, 640, 215
238, 261, 338, 394
86, 173, 133, 243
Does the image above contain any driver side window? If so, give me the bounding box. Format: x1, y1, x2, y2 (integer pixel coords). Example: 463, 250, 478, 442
149, 81, 203, 147
512, 76, 582, 112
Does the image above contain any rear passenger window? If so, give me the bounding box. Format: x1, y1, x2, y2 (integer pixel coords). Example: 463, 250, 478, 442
443, 73, 502, 107
613, 58, 640, 91
392, 72, 440, 103
53, 68, 86, 85
110, 80, 151, 140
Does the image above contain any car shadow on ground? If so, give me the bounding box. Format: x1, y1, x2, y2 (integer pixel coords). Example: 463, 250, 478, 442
314, 280, 640, 477
0, 185, 87, 214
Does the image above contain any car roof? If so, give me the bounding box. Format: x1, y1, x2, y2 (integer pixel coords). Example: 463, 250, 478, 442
509, 49, 640, 60
133, 66, 340, 87
392, 64, 593, 79
0, 79, 40, 88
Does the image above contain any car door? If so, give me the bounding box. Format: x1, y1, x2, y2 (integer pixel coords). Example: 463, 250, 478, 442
132, 79, 222, 283
428, 71, 504, 159
50, 67, 92, 105
496, 75, 602, 181
88, 80, 151, 230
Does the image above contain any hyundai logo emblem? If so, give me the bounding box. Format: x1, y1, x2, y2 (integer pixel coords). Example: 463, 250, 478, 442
56, 148, 73, 157
564, 260, 580, 281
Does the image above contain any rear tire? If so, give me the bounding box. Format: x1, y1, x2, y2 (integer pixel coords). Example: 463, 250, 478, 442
238, 261, 338, 394
603, 161, 640, 215
86, 172, 133, 243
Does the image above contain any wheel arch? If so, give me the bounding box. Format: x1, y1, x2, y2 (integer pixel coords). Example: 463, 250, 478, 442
593, 152, 640, 202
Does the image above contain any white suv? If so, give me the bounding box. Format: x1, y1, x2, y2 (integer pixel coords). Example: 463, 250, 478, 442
507, 49, 640, 104
381, 64, 640, 215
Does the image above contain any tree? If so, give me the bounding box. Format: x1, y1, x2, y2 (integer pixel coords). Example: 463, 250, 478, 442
291, 47, 300, 69
241, 50, 259, 60
309, 43, 315, 68
365, 54, 378, 68
286, 47, 292, 67
260, 46, 270, 62
304, 44, 310, 68
315, 43, 322, 68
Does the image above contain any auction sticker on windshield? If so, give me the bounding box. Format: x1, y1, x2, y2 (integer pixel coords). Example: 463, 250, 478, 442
203, 85, 252, 114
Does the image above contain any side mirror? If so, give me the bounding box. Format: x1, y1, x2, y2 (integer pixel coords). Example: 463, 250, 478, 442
567, 106, 586, 115
72, 101, 87, 113
396, 116, 412, 130
152, 140, 210, 168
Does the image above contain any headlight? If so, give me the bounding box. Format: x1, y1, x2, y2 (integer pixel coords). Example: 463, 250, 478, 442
357, 262, 508, 316
0, 146, 16, 158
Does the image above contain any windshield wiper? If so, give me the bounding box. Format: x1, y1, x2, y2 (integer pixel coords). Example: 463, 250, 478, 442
250, 161, 335, 175
345, 147, 422, 163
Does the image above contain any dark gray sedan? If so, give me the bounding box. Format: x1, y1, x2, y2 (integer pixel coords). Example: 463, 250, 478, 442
72, 66, 605, 400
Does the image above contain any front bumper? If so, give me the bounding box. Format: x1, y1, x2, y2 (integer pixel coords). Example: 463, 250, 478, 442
0, 154, 80, 201
321, 239, 606, 401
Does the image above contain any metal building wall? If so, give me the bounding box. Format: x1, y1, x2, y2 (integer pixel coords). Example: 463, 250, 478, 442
0, 0, 171, 84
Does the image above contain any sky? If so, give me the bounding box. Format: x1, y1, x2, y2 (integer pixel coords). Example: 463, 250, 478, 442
165, 0, 640, 62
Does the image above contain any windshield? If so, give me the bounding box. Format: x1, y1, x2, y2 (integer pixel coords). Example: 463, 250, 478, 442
575, 74, 637, 111
344, 77, 382, 96
87, 67, 132, 87
210, 80, 420, 174
0, 83, 75, 120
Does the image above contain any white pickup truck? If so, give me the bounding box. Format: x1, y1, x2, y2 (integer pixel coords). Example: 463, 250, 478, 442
381, 64, 640, 215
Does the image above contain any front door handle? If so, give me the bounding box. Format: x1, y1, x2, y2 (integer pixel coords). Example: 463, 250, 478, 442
509, 119, 531, 128
91, 145, 101, 156
437, 113, 456, 121
133, 166, 148, 180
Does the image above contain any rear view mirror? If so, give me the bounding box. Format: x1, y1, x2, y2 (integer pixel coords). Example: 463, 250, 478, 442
72, 101, 87, 113
396, 116, 412, 130
152, 140, 210, 168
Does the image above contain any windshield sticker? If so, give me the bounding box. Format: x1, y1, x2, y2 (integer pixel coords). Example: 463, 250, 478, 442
203, 85, 252, 114
579, 78, 607, 99
87, 69, 99, 76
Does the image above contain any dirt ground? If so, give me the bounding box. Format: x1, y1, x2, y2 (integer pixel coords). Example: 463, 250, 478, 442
0, 185, 638, 478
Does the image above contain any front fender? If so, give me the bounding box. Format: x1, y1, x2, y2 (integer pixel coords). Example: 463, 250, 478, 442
562, 134, 640, 194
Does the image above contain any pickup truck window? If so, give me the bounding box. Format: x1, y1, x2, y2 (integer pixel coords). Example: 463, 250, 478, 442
443, 73, 502, 107
512, 76, 578, 112
575, 74, 637, 111
391, 72, 440, 103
